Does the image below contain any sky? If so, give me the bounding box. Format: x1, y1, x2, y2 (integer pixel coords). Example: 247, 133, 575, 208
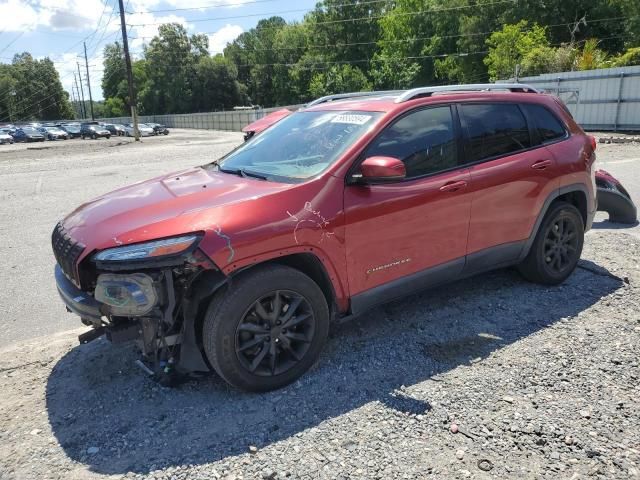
0, 0, 318, 100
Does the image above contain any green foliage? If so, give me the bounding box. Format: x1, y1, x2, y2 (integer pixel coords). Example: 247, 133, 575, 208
90, 0, 638, 114
0, 53, 73, 121
103, 97, 127, 117
308, 65, 371, 97
575, 39, 609, 70
484, 21, 549, 81
612, 47, 640, 66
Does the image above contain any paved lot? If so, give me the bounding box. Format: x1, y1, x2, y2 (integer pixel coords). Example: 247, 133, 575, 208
0, 131, 638, 479
0, 130, 243, 347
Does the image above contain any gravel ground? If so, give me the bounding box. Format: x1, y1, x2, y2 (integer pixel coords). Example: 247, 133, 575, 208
0, 230, 638, 480
0, 130, 638, 480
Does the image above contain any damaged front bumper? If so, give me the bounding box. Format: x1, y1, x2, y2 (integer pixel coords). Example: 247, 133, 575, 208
55, 265, 103, 322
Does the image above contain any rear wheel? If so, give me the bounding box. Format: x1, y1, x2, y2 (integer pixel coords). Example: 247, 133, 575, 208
203, 265, 329, 392
518, 201, 584, 285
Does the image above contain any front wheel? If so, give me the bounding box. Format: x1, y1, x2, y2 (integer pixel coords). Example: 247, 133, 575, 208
203, 265, 329, 392
518, 201, 584, 285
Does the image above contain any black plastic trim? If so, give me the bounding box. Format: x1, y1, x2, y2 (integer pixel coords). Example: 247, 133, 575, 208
349, 257, 464, 315
55, 265, 103, 321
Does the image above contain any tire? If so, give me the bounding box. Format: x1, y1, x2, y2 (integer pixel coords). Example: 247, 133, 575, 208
106, 135, 111, 139
91, 133, 97, 140
202, 265, 329, 392
518, 201, 584, 285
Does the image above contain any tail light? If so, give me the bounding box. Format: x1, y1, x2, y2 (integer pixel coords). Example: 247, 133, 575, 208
588, 135, 597, 151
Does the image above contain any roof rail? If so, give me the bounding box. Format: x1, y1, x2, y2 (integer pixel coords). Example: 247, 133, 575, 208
306, 90, 404, 107
394, 83, 540, 103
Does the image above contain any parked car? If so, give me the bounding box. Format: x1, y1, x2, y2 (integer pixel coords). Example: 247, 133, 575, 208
103, 124, 126, 136
242, 109, 291, 141
123, 123, 154, 137
0, 124, 16, 134
38, 126, 69, 140
60, 124, 82, 139
12, 127, 45, 142
53, 84, 597, 392
146, 122, 170, 135
80, 122, 111, 139
0, 130, 14, 144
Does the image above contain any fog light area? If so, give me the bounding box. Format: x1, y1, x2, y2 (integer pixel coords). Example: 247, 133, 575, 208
94, 273, 158, 316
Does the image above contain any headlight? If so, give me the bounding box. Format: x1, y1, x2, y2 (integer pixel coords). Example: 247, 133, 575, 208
94, 273, 158, 316
93, 235, 200, 262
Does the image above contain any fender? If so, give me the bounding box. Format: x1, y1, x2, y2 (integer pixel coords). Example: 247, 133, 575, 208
518, 183, 591, 262
219, 244, 349, 312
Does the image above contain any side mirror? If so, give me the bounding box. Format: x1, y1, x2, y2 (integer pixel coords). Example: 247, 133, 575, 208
357, 156, 406, 183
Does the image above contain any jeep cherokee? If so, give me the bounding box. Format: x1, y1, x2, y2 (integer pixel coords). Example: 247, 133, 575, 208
53, 84, 597, 392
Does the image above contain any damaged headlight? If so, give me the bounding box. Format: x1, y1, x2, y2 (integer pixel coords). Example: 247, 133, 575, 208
94, 273, 158, 316
93, 235, 200, 262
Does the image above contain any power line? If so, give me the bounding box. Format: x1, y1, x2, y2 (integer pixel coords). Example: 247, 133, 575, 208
130, 0, 287, 15
127, 0, 515, 27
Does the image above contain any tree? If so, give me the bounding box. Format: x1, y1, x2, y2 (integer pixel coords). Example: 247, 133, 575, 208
192, 55, 247, 110
0, 53, 73, 121
102, 42, 126, 101
484, 21, 550, 80
102, 97, 127, 117
308, 64, 371, 97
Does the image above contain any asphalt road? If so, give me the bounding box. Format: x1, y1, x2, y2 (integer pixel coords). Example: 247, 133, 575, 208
0, 131, 638, 348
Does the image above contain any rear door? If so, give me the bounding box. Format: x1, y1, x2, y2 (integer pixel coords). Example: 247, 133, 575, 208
344, 105, 472, 304
458, 102, 560, 267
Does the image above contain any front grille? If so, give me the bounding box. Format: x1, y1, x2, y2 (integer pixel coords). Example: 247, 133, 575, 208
52, 223, 85, 287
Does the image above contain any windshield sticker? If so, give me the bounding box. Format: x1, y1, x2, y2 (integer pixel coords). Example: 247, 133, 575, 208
330, 114, 372, 125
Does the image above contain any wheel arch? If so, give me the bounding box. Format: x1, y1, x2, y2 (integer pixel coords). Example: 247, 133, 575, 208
178, 251, 341, 372
519, 183, 589, 261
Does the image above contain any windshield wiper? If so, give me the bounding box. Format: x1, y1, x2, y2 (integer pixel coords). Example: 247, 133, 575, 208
219, 166, 268, 180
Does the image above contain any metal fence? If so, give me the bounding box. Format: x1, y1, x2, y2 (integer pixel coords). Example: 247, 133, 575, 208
96, 66, 640, 132
97, 105, 304, 132
510, 66, 640, 131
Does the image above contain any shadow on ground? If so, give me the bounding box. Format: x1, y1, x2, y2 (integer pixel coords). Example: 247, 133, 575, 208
46, 260, 622, 474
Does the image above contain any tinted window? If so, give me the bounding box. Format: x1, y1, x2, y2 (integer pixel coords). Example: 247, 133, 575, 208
364, 106, 457, 178
523, 104, 566, 143
461, 104, 531, 162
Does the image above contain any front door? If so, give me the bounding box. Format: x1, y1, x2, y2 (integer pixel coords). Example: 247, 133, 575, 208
343, 105, 472, 309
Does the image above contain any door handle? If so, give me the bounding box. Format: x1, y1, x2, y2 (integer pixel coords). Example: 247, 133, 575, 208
439, 180, 468, 192
531, 159, 552, 170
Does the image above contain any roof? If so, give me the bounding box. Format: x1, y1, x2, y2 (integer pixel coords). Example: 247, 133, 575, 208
305, 91, 551, 114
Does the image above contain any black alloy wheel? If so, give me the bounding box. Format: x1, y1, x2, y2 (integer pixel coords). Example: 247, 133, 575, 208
202, 264, 329, 392
518, 201, 584, 285
542, 215, 579, 275
235, 290, 315, 377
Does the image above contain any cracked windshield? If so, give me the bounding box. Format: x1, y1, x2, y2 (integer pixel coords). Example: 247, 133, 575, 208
216, 110, 382, 181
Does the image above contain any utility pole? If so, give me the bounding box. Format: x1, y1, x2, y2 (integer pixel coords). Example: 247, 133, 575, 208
70, 84, 77, 119
76, 64, 87, 119
73, 72, 85, 119
118, 0, 140, 140
83, 42, 95, 120
514, 64, 521, 82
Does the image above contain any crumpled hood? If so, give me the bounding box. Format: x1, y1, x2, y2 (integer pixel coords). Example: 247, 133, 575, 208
62, 166, 292, 256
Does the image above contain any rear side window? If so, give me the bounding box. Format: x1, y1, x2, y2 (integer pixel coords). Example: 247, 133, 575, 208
364, 106, 457, 178
460, 103, 531, 162
523, 103, 567, 143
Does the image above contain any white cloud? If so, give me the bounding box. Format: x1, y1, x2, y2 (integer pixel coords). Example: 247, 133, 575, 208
207, 24, 243, 54
0, 0, 43, 32
0, 0, 116, 32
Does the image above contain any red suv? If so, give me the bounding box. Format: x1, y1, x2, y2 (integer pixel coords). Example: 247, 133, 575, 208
53, 84, 596, 391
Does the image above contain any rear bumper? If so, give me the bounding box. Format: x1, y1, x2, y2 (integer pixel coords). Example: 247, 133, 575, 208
55, 265, 103, 321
